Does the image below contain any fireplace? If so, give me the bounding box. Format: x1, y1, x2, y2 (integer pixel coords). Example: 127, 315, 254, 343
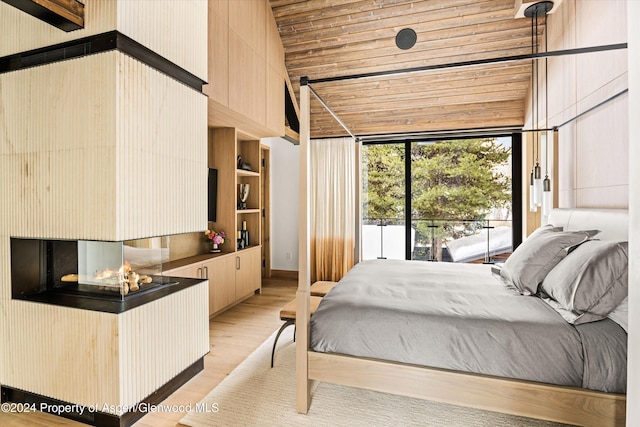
11, 237, 176, 305
6, 238, 208, 427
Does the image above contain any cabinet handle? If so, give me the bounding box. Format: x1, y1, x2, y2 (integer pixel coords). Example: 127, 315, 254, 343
197, 267, 202, 278
236, 256, 240, 270
203, 266, 208, 279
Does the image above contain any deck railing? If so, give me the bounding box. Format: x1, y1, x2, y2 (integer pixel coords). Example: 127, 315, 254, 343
362, 217, 513, 263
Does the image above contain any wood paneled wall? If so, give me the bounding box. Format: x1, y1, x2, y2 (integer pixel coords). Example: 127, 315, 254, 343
206, 0, 286, 138
0, 52, 207, 242
0, 0, 117, 57
546, 0, 628, 209
115, 53, 207, 240
0, 282, 208, 413
116, 0, 208, 80
0, 53, 118, 241
0, 0, 207, 81
117, 282, 209, 411
0, 300, 120, 407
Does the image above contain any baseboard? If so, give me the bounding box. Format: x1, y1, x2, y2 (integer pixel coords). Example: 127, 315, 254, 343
270, 270, 298, 280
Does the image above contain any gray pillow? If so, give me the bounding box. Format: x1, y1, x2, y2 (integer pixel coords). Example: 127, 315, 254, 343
540, 240, 628, 325
500, 227, 593, 295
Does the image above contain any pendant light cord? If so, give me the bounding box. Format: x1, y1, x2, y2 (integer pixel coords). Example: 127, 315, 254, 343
530, 13, 537, 167
535, 12, 540, 164
544, 12, 549, 176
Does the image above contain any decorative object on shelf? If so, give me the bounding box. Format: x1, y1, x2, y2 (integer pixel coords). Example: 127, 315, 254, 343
240, 220, 250, 248
238, 183, 250, 210
205, 229, 226, 253
237, 155, 252, 172
237, 230, 245, 250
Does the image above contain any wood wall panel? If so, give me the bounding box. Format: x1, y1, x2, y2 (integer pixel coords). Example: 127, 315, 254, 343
0, 52, 207, 242
0, 0, 207, 80
0, 0, 116, 56
116, 0, 208, 80
229, 0, 266, 54
0, 300, 120, 407
266, 63, 285, 133
208, 0, 285, 137
205, 6, 229, 103
117, 282, 209, 412
0, 283, 208, 415
266, 5, 285, 72
228, 30, 265, 125
114, 53, 207, 240
0, 53, 118, 241
542, 0, 629, 211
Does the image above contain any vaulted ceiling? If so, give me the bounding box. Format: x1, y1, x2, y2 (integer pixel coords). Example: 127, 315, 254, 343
269, 0, 544, 139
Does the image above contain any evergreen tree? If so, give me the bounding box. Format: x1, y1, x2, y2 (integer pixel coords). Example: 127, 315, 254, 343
363, 138, 511, 258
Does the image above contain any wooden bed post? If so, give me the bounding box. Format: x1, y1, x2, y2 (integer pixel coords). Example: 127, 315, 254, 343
296, 77, 311, 413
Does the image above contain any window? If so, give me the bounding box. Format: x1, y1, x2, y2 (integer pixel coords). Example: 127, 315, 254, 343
362, 134, 521, 262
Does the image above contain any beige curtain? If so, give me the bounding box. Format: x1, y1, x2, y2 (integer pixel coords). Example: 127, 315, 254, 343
310, 137, 356, 282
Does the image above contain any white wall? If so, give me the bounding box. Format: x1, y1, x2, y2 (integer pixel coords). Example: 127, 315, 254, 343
626, 0, 639, 424
265, 137, 300, 271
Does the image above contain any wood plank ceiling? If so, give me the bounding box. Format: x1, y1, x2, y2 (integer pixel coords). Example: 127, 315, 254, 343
269, 0, 543, 139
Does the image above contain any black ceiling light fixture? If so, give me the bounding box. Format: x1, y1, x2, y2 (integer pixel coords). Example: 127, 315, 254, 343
524, 1, 554, 215
395, 28, 417, 50
523, 1, 554, 19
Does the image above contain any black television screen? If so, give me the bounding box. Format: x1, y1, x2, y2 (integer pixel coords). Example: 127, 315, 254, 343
208, 168, 218, 222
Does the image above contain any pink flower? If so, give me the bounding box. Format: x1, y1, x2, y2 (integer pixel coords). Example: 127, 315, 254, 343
204, 229, 225, 246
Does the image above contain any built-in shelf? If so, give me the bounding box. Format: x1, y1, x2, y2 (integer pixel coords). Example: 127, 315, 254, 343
237, 169, 259, 177
208, 127, 261, 304
237, 244, 260, 251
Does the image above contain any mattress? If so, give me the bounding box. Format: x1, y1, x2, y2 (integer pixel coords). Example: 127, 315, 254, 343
310, 259, 626, 393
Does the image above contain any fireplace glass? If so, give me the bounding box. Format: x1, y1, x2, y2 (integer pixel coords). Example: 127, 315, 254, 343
11, 237, 172, 302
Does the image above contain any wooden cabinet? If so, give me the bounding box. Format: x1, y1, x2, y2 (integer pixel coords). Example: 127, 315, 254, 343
164, 261, 206, 281
209, 255, 237, 314
163, 248, 261, 317
206, 0, 287, 137
235, 246, 261, 300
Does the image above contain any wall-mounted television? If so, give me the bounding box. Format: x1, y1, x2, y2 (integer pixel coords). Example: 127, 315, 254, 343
208, 168, 217, 222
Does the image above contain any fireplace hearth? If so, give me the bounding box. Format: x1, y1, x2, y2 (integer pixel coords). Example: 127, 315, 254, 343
10, 237, 180, 310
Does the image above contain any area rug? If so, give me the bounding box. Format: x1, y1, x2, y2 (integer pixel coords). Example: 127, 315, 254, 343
180, 328, 569, 427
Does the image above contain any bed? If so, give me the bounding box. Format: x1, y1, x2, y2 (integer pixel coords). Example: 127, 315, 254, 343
295, 207, 628, 426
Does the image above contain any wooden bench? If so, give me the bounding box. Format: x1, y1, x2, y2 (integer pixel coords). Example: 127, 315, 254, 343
310, 280, 338, 296
271, 281, 337, 367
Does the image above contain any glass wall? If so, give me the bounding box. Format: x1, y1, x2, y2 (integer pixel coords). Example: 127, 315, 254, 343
362, 136, 514, 263
361, 143, 406, 260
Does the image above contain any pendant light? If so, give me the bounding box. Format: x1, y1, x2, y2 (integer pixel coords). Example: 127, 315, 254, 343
529, 167, 537, 212
525, 1, 553, 212
542, 132, 552, 216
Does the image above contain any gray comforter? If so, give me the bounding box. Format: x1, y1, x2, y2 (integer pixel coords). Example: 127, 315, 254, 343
310, 260, 627, 393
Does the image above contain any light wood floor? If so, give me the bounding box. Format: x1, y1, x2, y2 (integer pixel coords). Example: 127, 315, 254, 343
0, 275, 297, 427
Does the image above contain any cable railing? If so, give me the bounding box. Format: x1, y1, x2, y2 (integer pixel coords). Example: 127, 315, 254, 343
362, 217, 513, 263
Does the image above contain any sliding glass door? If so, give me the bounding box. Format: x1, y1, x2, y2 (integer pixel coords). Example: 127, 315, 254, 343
362, 135, 519, 262
361, 143, 406, 260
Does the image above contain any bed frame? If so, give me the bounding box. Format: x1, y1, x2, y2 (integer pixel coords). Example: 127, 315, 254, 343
296, 81, 627, 427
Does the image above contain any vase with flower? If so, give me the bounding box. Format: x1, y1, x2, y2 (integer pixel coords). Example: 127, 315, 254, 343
205, 229, 225, 253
